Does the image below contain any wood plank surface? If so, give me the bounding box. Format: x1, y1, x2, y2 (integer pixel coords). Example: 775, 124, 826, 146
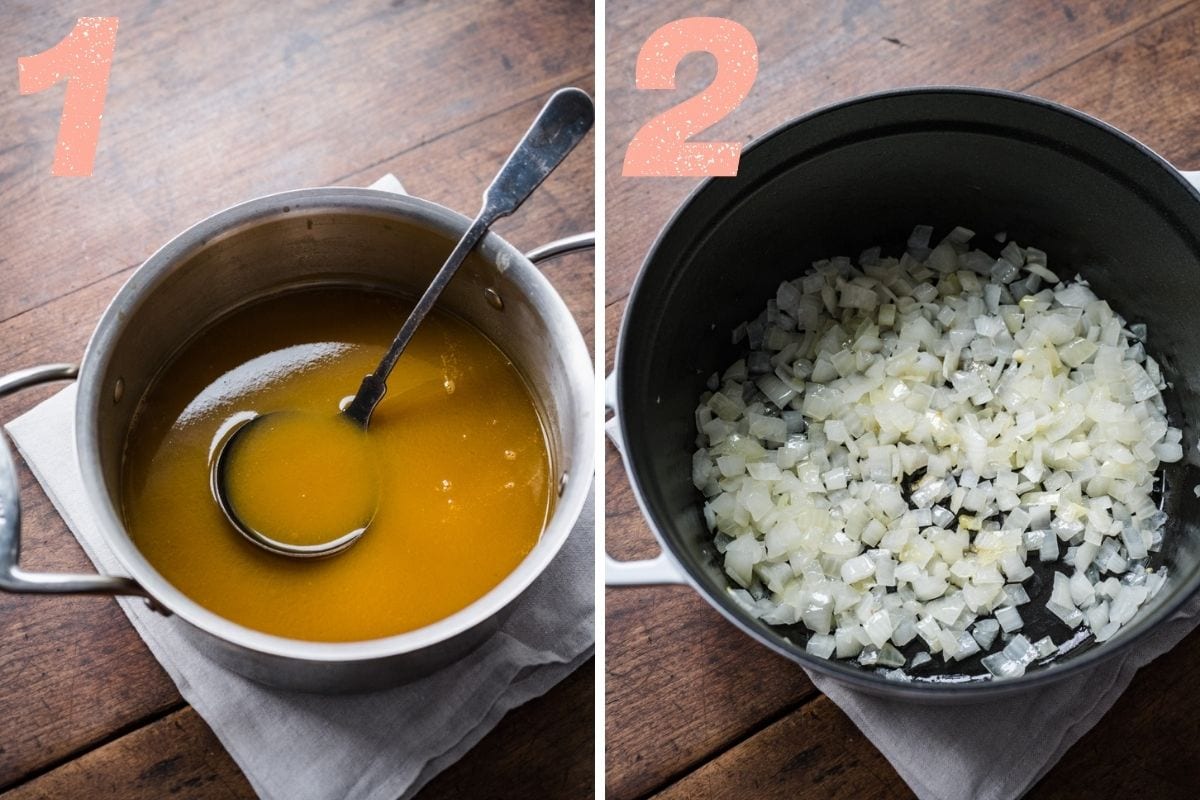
4, 708, 250, 800
0, 1, 594, 797
4, 659, 595, 800
603, 0, 1193, 311
604, 1, 1200, 798
655, 697, 912, 800
0, 0, 591, 320
604, 585, 816, 799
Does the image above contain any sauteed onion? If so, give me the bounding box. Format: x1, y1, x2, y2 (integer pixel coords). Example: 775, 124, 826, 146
693, 226, 1181, 678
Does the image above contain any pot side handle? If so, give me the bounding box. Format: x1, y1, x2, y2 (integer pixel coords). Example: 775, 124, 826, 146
527, 236, 686, 587
525, 232, 594, 264
0, 364, 148, 598
369, 174, 594, 264
603, 372, 689, 587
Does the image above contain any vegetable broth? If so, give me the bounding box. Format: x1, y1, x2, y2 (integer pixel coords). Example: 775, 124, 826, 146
121, 286, 551, 642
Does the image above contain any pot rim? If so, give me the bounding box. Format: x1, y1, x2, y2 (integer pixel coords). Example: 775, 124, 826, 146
616, 84, 1200, 698
77, 186, 594, 663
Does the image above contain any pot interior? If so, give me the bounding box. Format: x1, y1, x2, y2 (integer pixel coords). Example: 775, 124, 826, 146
619, 88, 1200, 698
83, 190, 590, 643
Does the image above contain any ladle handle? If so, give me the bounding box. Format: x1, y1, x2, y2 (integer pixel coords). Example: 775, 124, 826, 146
0, 364, 150, 600
344, 87, 594, 427
482, 87, 595, 219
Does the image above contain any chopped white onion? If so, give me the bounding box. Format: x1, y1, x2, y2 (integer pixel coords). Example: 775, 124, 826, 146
697, 225, 1181, 679
806, 633, 837, 659
995, 606, 1024, 633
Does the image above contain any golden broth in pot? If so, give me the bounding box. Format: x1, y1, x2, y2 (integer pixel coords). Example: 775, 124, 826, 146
121, 286, 552, 642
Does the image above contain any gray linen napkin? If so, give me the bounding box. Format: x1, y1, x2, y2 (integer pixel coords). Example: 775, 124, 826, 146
8, 377, 593, 796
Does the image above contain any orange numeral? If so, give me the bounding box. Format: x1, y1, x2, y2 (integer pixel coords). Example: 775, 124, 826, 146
622, 17, 758, 177
18, 17, 120, 177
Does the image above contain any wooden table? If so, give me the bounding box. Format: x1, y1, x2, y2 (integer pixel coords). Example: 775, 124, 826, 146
0, 2, 593, 797
605, 1, 1200, 797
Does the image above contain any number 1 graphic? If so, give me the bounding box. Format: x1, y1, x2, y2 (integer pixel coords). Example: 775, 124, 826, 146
18, 17, 120, 177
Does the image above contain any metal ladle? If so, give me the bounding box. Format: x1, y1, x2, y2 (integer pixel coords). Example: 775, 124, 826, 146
212, 87, 594, 558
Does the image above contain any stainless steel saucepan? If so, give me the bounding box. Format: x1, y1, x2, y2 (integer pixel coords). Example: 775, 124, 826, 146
1, 185, 594, 693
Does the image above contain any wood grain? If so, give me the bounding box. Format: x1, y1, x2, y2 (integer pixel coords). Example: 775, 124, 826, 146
603, 0, 1192, 309
4, 659, 596, 800
0, 0, 594, 796
3, 709, 252, 800
605, 0, 1200, 797
1025, 1, 1200, 168
654, 698, 912, 800
0, 462, 180, 789
0, 0, 592, 321
604, 583, 816, 800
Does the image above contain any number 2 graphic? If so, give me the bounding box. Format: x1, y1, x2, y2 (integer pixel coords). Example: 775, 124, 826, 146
18, 17, 120, 177
622, 17, 758, 177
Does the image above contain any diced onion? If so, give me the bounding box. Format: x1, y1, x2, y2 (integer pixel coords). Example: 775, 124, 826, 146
701, 225, 1181, 679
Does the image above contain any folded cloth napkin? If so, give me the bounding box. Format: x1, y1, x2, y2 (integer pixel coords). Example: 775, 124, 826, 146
7, 333, 594, 796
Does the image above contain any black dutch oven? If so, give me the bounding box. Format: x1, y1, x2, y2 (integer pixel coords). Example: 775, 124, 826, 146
608, 87, 1200, 702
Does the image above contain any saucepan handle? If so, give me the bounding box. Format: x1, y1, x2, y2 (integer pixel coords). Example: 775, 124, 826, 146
368, 174, 594, 264
525, 232, 594, 264
603, 372, 689, 587
0, 364, 147, 597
